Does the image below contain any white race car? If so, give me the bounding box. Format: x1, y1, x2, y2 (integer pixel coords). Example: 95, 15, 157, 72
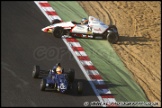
42, 16, 119, 43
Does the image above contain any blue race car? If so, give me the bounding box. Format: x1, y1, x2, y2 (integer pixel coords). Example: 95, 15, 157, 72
32, 65, 83, 94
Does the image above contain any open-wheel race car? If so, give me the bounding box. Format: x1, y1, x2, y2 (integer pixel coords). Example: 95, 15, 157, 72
42, 16, 119, 44
32, 65, 83, 94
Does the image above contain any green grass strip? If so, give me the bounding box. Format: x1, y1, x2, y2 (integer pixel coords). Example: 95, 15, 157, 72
49, 1, 149, 102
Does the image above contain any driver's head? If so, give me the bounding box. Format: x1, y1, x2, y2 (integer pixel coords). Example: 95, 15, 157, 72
56, 66, 62, 74
81, 18, 88, 25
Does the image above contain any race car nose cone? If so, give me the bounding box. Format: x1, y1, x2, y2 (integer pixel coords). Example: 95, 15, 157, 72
42, 28, 47, 32
42, 28, 45, 31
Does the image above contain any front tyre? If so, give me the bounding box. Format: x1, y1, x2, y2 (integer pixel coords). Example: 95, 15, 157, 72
52, 27, 64, 38
67, 68, 75, 83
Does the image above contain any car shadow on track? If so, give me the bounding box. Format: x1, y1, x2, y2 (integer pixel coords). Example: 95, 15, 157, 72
117, 35, 154, 45
42, 79, 96, 96
34, 70, 123, 97
39, 77, 122, 97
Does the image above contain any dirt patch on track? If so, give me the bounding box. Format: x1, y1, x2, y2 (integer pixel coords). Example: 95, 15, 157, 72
78, 1, 161, 105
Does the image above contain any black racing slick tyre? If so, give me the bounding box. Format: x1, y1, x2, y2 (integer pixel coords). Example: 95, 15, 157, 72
107, 30, 119, 44
77, 82, 83, 95
52, 27, 64, 38
40, 79, 46, 91
67, 68, 75, 83
32, 65, 40, 78
107, 25, 119, 44
51, 19, 61, 24
108, 25, 118, 31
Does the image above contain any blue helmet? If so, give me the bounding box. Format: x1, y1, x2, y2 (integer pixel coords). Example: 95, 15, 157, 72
81, 18, 87, 22
81, 18, 88, 24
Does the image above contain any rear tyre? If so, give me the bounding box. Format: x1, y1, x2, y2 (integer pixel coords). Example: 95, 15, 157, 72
52, 27, 64, 38
107, 25, 119, 44
32, 65, 40, 78
107, 31, 119, 44
77, 82, 83, 95
108, 25, 118, 31
40, 79, 46, 91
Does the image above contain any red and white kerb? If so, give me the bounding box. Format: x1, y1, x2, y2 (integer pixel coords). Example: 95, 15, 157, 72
34, 1, 117, 107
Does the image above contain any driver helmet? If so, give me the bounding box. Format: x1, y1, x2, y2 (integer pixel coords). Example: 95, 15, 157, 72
56, 66, 62, 74
81, 18, 88, 24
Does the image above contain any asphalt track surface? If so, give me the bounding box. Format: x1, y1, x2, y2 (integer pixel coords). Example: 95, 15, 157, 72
1, 1, 98, 107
